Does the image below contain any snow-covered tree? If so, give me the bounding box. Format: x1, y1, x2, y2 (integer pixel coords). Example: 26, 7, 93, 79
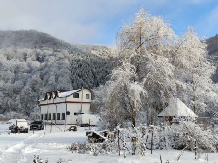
95, 8, 177, 128
94, 8, 216, 129
173, 27, 215, 114
94, 61, 146, 130
20, 86, 37, 117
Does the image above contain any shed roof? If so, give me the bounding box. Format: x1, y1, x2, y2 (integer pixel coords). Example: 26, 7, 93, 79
158, 98, 198, 118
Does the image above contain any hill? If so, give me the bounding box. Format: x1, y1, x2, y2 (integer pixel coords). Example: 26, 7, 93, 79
0, 30, 116, 117
207, 34, 218, 82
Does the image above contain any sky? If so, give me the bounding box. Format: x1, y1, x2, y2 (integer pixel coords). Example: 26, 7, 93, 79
0, 0, 218, 47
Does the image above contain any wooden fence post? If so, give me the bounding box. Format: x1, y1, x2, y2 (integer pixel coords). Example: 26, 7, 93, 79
160, 154, 162, 163
118, 130, 120, 156
151, 130, 153, 154
195, 140, 197, 159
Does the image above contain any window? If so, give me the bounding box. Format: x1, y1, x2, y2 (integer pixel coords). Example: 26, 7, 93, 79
57, 113, 60, 120
41, 114, 44, 120
86, 94, 90, 99
62, 113, 65, 120
45, 114, 48, 120
73, 93, 79, 98
48, 113, 51, 120
53, 113, 56, 120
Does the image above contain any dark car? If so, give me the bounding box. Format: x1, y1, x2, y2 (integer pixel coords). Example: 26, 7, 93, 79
30, 120, 44, 130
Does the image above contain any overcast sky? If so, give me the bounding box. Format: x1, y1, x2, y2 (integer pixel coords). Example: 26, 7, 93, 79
0, 0, 217, 47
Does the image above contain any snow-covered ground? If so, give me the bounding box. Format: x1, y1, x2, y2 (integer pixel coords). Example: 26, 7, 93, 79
0, 121, 217, 163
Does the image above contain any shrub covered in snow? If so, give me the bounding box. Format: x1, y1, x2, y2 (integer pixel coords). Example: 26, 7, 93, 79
147, 121, 218, 153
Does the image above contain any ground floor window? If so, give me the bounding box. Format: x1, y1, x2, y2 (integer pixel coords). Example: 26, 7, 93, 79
41, 114, 44, 120
45, 114, 48, 120
53, 113, 56, 120
62, 113, 65, 120
48, 113, 51, 120
57, 113, 60, 120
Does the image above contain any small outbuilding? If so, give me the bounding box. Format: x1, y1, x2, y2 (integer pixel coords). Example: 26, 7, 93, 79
158, 97, 198, 124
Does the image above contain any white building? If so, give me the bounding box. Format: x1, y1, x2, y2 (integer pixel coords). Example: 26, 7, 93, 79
39, 88, 91, 125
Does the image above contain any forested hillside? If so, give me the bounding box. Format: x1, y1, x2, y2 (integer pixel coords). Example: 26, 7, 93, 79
207, 34, 218, 82
0, 30, 116, 118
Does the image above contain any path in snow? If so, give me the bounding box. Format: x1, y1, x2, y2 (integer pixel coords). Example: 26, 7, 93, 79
1, 124, 217, 163
0, 131, 44, 163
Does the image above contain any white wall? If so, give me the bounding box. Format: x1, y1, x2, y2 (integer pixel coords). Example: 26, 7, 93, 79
66, 89, 91, 103
39, 89, 92, 125
56, 103, 66, 124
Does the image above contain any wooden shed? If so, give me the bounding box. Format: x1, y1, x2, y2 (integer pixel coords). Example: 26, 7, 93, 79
158, 97, 198, 123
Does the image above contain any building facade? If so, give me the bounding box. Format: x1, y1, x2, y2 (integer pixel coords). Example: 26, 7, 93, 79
39, 88, 91, 125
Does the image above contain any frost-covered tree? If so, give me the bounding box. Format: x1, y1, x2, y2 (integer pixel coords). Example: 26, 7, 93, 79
173, 27, 215, 114
117, 9, 179, 125
94, 8, 216, 129
94, 61, 146, 129
20, 86, 36, 117
94, 8, 177, 128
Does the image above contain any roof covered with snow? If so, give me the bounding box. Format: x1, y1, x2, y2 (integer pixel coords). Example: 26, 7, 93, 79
38, 88, 91, 102
158, 98, 198, 118
58, 89, 81, 98
38, 89, 84, 101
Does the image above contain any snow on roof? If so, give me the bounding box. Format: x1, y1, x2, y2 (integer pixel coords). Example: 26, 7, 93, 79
38, 98, 44, 102
158, 98, 198, 117
58, 89, 81, 98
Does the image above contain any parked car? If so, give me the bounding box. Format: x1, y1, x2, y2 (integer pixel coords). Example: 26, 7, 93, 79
30, 120, 44, 130
8, 119, 28, 133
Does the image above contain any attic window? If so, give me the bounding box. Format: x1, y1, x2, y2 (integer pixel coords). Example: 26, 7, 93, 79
73, 93, 79, 98
86, 94, 90, 99
47, 93, 50, 99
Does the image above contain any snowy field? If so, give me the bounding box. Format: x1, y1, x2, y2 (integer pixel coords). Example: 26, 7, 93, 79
0, 121, 218, 163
